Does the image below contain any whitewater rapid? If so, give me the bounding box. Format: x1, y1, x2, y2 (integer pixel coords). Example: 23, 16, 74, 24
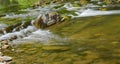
69, 9, 120, 18
2, 4, 58, 18
0, 3, 120, 44
2, 3, 120, 18
63, 3, 120, 18
0, 24, 7, 30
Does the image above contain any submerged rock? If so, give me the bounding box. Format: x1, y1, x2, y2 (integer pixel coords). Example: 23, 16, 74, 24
42, 45, 70, 51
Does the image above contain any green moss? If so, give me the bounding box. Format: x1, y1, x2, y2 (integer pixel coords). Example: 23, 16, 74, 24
57, 8, 77, 16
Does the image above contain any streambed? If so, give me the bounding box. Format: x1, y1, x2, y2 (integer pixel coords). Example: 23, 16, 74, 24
0, 1, 120, 64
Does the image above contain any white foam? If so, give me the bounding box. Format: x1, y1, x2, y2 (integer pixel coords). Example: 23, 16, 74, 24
0, 26, 37, 41
69, 9, 120, 18
63, 3, 120, 18
11, 28, 66, 44
0, 24, 7, 30
23, 29, 53, 41
2, 4, 58, 19
63, 3, 81, 11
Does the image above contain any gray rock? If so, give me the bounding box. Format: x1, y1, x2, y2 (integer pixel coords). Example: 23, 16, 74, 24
0, 56, 12, 62
0, 62, 6, 64
33, 12, 62, 28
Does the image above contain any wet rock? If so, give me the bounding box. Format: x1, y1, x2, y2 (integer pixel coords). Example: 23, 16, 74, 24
0, 40, 10, 50
33, 16, 47, 29
0, 40, 8, 45
32, 1, 46, 7
33, 12, 63, 29
2, 45, 10, 49
0, 21, 31, 34
52, 0, 64, 3
47, 20, 56, 26
5, 23, 21, 33
0, 14, 6, 17
0, 55, 12, 64
0, 56, 12, 62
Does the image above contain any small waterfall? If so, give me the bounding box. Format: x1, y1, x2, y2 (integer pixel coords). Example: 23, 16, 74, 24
0, 11, 65, 44
0, 25, 37, 41
1, 2, 120, 44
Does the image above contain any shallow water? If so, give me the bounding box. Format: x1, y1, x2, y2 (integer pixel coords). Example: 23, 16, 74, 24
0, 2, 120, 44
0, 1, 120, 64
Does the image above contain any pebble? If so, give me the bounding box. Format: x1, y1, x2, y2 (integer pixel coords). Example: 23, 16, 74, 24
0, 52, 12, 64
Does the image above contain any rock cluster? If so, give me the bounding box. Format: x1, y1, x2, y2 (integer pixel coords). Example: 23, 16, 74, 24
0, 40, 12, 64
0, 40, 10, 50
0, 21, 31, 34
33, 12, 64, 29
0, 55, 12, 64
32, 0, 51, 7
32, 0, 64, 7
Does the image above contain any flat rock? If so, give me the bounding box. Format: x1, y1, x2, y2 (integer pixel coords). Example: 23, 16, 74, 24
0, 56, 12, 62
2, 45, 9, 49
0, 62, 6, 64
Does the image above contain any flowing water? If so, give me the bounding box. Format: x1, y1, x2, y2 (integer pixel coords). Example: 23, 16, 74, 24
1, 1, 120, 64
0, 1, 120, 44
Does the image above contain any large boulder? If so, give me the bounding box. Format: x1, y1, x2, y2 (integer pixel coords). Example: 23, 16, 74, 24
33, 12, 63, 29
33, 15, 47, 29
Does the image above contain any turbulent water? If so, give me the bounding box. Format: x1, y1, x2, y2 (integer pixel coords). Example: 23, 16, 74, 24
63, 3, 120, 18
0, 3, 120, 44
0, 24, 7, 30
2, 4, 58, 18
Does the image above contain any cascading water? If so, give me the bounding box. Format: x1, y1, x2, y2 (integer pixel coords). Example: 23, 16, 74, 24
70, 9, 120, 18
1, 2, 120, 44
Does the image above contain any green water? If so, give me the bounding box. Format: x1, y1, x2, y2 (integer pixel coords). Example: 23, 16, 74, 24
0, 0, 120, 64
0, 0, 39, 15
